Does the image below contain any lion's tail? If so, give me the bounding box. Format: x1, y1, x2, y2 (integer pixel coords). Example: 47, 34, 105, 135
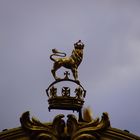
50, 49, 66, 62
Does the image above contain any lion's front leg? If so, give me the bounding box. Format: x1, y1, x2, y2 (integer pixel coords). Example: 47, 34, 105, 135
71, 68, 78, 81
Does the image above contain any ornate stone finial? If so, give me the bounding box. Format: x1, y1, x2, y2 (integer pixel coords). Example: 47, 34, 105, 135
50, 40, 84, 81
47, 41, 86, 119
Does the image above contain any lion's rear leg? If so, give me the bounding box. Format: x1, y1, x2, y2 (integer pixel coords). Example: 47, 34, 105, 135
51, 62, 61, 80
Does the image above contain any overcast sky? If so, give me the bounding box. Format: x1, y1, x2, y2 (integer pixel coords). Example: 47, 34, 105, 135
0, 0, 140, 136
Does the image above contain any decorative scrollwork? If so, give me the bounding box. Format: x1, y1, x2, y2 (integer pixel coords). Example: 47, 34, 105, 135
20, 111, 110, 140
66, 112, 110, 140
20, 111, 65, 140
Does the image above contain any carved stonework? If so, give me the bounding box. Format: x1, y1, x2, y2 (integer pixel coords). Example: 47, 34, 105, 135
66, 112, 110, 140
20, 111, 110, 140
20, 112, 65, 140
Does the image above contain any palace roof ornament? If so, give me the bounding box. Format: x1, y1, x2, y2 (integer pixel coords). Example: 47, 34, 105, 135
1, 40, 140, 140
19, 40, 111, 140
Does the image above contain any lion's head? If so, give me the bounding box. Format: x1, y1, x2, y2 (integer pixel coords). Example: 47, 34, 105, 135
74, 40, 84, 50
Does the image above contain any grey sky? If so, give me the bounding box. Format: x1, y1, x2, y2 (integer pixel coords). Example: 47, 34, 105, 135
0, 0, 140, 135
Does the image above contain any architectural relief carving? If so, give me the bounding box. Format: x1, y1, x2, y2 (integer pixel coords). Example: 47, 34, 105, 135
20, 111, 110, 140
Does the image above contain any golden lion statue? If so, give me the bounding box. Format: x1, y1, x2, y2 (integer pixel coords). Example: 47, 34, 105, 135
50, 40, 84, 81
